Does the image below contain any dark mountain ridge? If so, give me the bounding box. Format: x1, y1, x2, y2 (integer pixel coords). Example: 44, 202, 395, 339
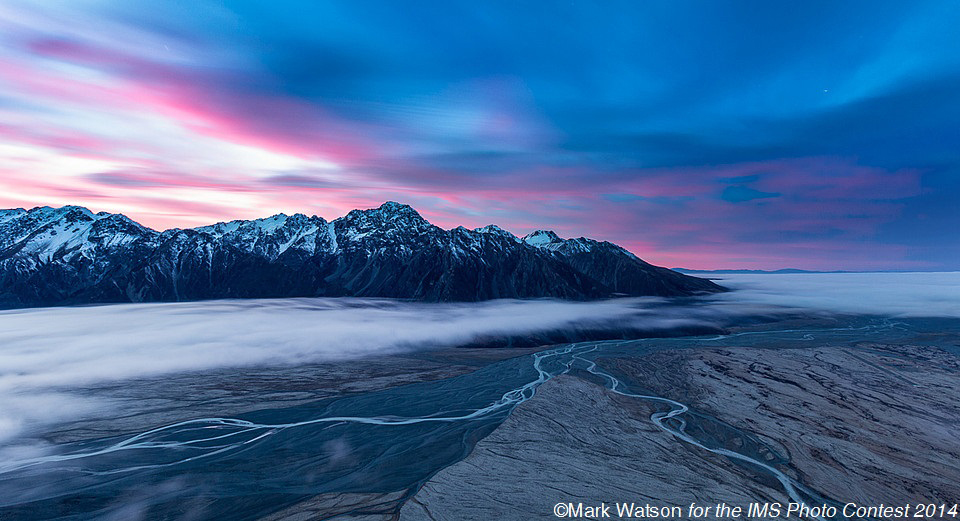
0, 202, 724, 308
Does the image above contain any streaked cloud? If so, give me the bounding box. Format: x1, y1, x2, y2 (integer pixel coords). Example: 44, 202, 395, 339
0, 0, 957, 269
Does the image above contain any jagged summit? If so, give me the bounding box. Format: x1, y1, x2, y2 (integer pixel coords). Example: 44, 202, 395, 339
475, 224, 519, 241
523, 229, 560, 243
378, 200, 419, 214
523, 230, 564, 250
522, 229, 613, 256
0, 202, 724, 308
345, 201, 426, 222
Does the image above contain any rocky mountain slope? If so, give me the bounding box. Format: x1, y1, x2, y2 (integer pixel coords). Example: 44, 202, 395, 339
0, 202, 723, 308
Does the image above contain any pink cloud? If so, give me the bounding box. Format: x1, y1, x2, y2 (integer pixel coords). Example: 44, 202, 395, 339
0, 29, 931, 270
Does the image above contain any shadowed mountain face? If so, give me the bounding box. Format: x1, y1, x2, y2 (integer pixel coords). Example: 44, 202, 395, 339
0, 202, 723, 308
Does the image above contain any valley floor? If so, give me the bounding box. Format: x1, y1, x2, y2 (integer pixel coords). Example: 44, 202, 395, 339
2, 315, 958, 521
399, 339, 960, 520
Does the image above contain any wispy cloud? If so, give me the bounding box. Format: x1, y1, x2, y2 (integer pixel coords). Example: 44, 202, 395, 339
0, 1, 957, 269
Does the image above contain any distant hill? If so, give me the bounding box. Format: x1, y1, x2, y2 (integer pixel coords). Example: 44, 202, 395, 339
673, 268, 848, 274
672, 268, 872, 275
0, 202, 725, 308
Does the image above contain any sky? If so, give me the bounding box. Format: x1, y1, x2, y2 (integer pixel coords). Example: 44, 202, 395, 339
0, 1, 957, 270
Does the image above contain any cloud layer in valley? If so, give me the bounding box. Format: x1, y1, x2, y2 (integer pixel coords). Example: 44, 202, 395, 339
0, 297, 703, 444
0, 271, 958, 449
714, 271, 960, 318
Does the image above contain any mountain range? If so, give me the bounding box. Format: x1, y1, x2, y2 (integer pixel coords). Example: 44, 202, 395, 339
0, 202, 724, 308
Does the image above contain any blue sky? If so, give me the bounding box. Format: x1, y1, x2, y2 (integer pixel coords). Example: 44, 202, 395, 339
0, 0, 957, 269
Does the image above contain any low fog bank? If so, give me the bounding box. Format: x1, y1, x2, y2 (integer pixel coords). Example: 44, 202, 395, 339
1, 272, 957, 446
713, 272, 960, 318
0, 297, 720, 443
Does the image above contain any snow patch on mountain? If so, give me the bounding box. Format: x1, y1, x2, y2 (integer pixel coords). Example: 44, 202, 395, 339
326, 221, 339, 252
522, 230, 561, 247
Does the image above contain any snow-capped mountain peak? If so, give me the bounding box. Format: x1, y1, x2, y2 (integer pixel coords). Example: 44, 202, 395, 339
338, 202, 437, 245
522, 229, 562, 248
349, 201, 426, 223
0, 206, 155, 263
475, 224, 519, 241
